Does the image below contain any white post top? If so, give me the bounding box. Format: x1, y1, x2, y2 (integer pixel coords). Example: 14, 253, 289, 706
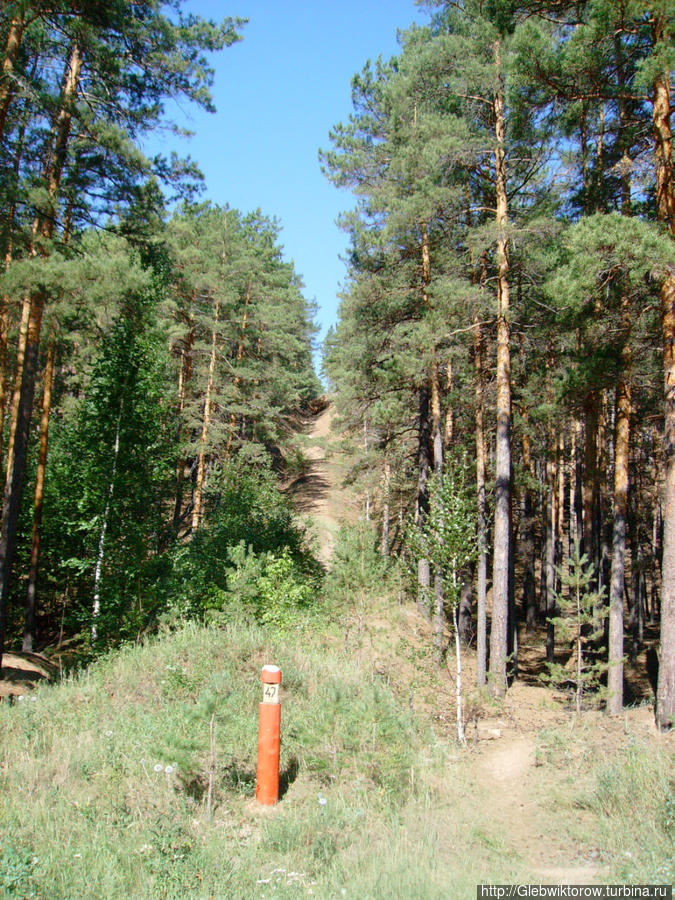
262, 665, 280, 674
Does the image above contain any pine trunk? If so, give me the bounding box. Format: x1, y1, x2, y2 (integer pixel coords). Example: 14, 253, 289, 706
416, 223, 434, 620
521, 416, 537, 630
607, 373, 630, 713
489, 42, 512, 698
381, 456, 390, 558
597, 393, 611, 597
557, 432, 565, 586
226, 283, 251, 456
430, 351, 444, 664
607, 113, 633, 713
474, 320, 488, 685
172, 323, 194, 532
22, 336, 56, 652
0, 104, 30, 479
444, 359, 453, 448
545, 447, 556, 663
4, 272, 34, 501
652, 54, 675, 730
0, 11, 25, 142
582, 393, 599, 578
0, 43, 81, 670
416, 385, 431, 619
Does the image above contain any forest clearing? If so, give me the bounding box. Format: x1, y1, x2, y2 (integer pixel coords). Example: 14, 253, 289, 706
0, 0, 675, 897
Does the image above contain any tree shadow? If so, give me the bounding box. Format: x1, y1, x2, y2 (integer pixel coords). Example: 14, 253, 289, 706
285, 469, 330, 513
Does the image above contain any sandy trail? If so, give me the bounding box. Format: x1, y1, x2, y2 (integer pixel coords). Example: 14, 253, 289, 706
474, 710, 605, 883
286, 401, 358, 567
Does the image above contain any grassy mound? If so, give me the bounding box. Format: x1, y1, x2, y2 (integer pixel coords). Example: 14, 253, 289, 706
1, 617, 672, 899
0, 621, 499, 899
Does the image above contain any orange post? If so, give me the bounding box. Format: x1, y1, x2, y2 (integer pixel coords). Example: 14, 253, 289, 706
256, 664, 282, 805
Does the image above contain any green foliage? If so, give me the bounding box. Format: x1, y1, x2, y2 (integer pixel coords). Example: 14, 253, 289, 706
166, 458, 320, 625
542, 545, 608, 710
583, 742, 675, 883
324, 521, 391, 610
407, 456, 479, 607
204, 543, 319, 628
0, 843, 40, 899
0, 623, 447, 898
40, 266, 176, 647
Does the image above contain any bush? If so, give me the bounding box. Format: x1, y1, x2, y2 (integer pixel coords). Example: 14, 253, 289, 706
165, 458, 321, 623
325, 521, 390, 610
204, 543, 319, 628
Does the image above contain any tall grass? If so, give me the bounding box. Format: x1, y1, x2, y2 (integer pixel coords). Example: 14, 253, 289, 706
1, 618, 672, 898
583, 741, 674, 883
0, 621, 510, 899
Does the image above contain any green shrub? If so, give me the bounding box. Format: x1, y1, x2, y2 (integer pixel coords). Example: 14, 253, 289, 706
581, 741, 674, 882
165, 458, 321, 622
325, 521, 390, 609
204, 543, 319, 628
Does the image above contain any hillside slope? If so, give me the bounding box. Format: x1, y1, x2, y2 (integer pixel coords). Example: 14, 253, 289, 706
0, 400, 672, 897
286, 399, 359, 567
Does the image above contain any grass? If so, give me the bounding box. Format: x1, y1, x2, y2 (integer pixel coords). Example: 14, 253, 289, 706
0, 619, 494, 899
534, 721, 674, 884
0, 613, 672, 899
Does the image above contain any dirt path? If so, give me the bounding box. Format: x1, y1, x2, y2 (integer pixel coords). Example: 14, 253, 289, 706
286, 400, 358, 567
476, 731, 604, 882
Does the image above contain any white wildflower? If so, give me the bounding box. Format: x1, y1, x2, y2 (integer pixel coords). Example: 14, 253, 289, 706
153, 763, 163, 773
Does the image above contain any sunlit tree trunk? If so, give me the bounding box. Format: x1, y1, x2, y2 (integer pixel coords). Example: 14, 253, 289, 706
607, 84, 633, 714
474, 319, 488, 685
652, 41, 675, 729
444, 358, 453, 448
226, 283, 251, 457
545, 442, 556, 663
381, 450, 391, 558
489, 40, 512, 697
0, 43, 81, 670
172, 319, 194, 532
416, 222, 434, 619
416, 384, 431, 619
582, 392, 598, 576
0, 96, 31, 480
0, 10, 25, 142
22, 335, 56, 652
430, 351, 445, 664
557, 432, 565, 582
521, 415, 537, 631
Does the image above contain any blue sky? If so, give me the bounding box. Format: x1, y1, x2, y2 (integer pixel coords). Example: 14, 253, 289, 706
144, 0, 427, 365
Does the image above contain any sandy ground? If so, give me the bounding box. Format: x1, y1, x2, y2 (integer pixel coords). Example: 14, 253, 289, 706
286, 400, 360, 567
0, 650, 57, 697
